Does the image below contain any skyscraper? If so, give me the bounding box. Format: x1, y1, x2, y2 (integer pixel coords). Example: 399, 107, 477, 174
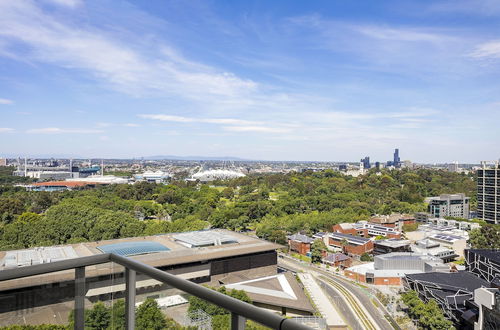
393, 148, 400, 168
477, 161, 500, 224
360, 156, 370, 169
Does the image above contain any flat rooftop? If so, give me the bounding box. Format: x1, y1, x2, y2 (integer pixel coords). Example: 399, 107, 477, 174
374, 239, 411, 248
0, 229, 282, 290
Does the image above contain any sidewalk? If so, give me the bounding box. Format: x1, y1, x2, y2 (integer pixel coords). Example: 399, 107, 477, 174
298, 273, 347, 329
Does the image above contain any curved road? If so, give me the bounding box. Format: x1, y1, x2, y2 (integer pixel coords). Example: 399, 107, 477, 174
279, 255, 394, 330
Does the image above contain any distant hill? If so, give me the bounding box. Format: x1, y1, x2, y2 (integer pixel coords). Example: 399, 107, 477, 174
143, 155, 249, 161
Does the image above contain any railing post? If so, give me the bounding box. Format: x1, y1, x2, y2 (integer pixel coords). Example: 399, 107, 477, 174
231, 312, 246, 330
74, 266, 85, 330
125, 268, 136, 330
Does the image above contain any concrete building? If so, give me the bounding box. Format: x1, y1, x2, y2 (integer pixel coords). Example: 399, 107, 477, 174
474, 287, 500, 330
410, 239, 458, 262
425, 217, 481, 231
352, 221, 402, 238
332, 222, 401, 239
345, 252, 448, 285
407, 224, 468, 258
477, 161, 500, 224
425, 193, 470, 219
369, 213, 416, 231
373, 239, 411, 255
0, 230, 283, 322
0, 158, 7, 166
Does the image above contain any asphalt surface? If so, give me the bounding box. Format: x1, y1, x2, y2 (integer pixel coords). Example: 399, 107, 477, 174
317, 279, 365, 330
279, 256, 394, 330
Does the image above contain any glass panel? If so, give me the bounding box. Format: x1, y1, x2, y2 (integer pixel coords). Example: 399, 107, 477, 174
0, 268, 75, 327
83, 261, 125, 329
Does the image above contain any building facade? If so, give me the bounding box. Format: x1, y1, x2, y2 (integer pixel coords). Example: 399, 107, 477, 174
425, 193, 470, 219
477, 161, 500, 224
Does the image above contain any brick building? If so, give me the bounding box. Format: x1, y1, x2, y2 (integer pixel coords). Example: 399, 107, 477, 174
328, 232, 373, 256
287, 233, 314, 255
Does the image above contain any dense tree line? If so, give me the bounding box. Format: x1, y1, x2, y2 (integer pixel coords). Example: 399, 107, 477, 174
0, 168, 476, 249
401, 290, 454, 329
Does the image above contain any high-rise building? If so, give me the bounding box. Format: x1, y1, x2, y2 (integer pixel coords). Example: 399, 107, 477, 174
425, 193, 470, 219
360, 156, 370, 169
0, 158, 6, 166
393, 148, 400, 168
477, 161, 500, 224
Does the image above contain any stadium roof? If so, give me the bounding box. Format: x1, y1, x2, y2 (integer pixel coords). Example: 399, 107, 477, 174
173, 230, 238, 247
97, 241, 170, 256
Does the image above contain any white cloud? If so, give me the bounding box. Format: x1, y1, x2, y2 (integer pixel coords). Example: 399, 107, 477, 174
223, 126, 291, 133
139, 114, 261, 126
123, 123, 140, 127
0, 1, 257, 99
469, 40, 500, 59
42, 0, 82, 8
0, 98, 13, 105
355, 26, 446, 43
0, 128, 14, 133
26, 127, 104, 134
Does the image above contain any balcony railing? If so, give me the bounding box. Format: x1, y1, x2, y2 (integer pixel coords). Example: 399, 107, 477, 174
0, 253, 311, 330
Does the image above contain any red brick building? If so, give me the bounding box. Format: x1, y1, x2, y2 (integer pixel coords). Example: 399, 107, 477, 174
322, 253, 352, 269
287, 233, 314, 255
327, 232, 373, 256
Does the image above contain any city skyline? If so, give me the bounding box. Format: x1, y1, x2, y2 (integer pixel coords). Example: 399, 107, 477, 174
1, 0, 500, 162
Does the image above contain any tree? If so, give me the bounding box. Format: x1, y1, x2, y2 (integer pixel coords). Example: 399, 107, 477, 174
311, 239, 327, 263
135, 298, 167, 330
402, 223, 418, 232
401, 290, 454, 330
85, 301, 110, 329
469, 224, 500, 249
360, 253, 373, 262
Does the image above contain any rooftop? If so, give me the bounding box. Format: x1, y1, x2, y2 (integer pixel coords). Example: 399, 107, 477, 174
0, 229, 281, 290
329, 232, 371, 245
223, 272, 315, 313
96, 241, 170, 256
374, 239, 411, 248
467, 249, 500, 264
173, 230, 238, 247
287, 233, 314, 244
405, 271, 489, 292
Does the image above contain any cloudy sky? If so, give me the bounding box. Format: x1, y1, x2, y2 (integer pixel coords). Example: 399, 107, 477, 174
1, 0, 500, 162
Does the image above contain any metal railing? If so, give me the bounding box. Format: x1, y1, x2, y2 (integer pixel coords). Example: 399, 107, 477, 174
0, 253, 311, 330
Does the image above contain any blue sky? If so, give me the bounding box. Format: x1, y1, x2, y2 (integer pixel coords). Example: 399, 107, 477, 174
1, 0, 500, 162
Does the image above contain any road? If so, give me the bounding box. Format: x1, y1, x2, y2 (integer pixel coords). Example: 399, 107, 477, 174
279, 255, 394, 330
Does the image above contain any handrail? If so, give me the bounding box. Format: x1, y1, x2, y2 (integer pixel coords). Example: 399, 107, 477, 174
0, 253, 312, 330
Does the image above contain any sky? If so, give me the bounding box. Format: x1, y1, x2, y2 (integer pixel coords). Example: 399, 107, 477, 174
1, 0, 500, 162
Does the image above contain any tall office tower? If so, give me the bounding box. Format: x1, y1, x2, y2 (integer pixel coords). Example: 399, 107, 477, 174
477, 161, 500, 224
360, 156, 370, 169
393, 148, 400, 168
